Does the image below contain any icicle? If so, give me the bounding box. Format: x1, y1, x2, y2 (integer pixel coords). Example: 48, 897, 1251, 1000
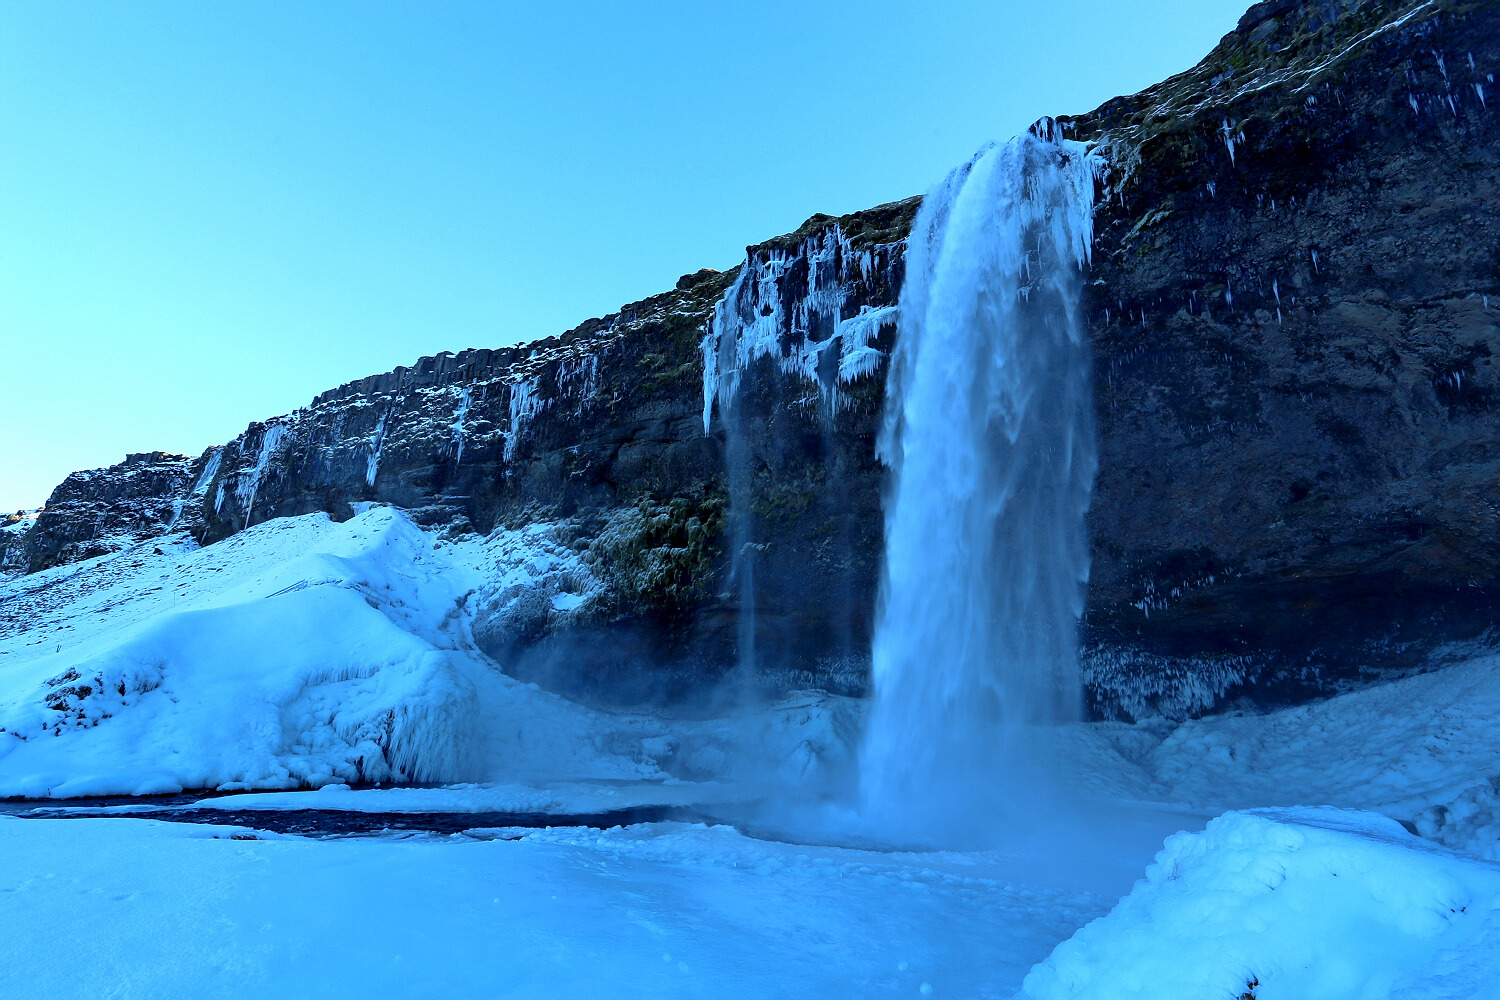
242, 423, 291, 527
166, 447, 224, 531
366, 412, 388, 487
450, 387, 472, 467
503, 379, 542, 463
699, 329, 719, 433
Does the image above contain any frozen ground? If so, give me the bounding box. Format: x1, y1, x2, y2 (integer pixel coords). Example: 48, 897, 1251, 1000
0, 812, 1147, 1000
1, 806, 1495, 999
2, 508, 1499, 995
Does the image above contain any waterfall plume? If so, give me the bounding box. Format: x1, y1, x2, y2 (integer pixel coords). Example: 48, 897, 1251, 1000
861, 122, 1098, 844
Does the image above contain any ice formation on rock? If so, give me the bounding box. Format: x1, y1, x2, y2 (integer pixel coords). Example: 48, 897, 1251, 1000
237, 423, 292, 526
700, 227, 898, 432
504, 379, 541, 464
449, 387, 472, 466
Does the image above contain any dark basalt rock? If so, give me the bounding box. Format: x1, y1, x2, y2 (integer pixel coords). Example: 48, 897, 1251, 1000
15, 0, 1500, 718
0, 513, 34, 576
21, 452, 217, 573
1065, 0, 1500, 714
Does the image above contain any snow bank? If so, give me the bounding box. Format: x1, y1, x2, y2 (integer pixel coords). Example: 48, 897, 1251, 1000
0, 510, 488, 794
0, 509, 662, 796
0, 506, 861, 800
1103, 653, 1500, 857
1022, 807, 1500, 1000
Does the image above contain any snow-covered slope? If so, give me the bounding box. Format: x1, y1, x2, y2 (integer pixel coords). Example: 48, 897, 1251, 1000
1064, 654, 1500, 859
1023, 808, 1500, 1000
0, 508, 853, 800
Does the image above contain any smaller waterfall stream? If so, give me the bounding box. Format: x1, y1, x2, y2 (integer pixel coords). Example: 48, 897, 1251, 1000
861, 124, 1098, 844
704, 278, 771, 689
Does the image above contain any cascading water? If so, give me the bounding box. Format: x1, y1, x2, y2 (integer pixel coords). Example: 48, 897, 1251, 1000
703, 275, 770, 689
860, 123, 1098, 844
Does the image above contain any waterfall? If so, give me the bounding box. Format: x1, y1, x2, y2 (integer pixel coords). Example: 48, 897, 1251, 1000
702, 274, 772, 688
860, 123, 1098, 843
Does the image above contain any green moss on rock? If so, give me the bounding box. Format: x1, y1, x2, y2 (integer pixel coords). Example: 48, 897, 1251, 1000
594, 495, 726, 612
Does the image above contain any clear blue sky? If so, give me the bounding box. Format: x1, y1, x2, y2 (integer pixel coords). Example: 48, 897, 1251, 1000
0, 0, 1248, 512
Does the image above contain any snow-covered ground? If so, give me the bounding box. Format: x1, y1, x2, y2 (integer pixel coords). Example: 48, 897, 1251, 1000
1094, 652, 1500, 859
3, 507, 1499, 996
0, 814, 1120, 999
1, 806, 1495, 999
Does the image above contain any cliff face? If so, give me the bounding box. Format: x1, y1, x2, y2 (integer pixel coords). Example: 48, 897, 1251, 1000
0, 513, 34, 576
1069, 0, 1500, 714
16, 0, 1500, 718
18, 452, 216, 573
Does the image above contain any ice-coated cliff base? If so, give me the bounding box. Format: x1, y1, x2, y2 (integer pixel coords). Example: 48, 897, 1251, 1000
10, 503, 1500, 857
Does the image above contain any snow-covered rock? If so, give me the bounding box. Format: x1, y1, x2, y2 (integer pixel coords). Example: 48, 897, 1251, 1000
19, 451, 214, 572
0, 510, 36, 578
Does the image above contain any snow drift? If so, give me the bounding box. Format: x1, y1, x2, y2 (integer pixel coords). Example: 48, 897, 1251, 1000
0, 510, 517, 794
1022, 807, 1500, 999
0, 507, 856, 799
